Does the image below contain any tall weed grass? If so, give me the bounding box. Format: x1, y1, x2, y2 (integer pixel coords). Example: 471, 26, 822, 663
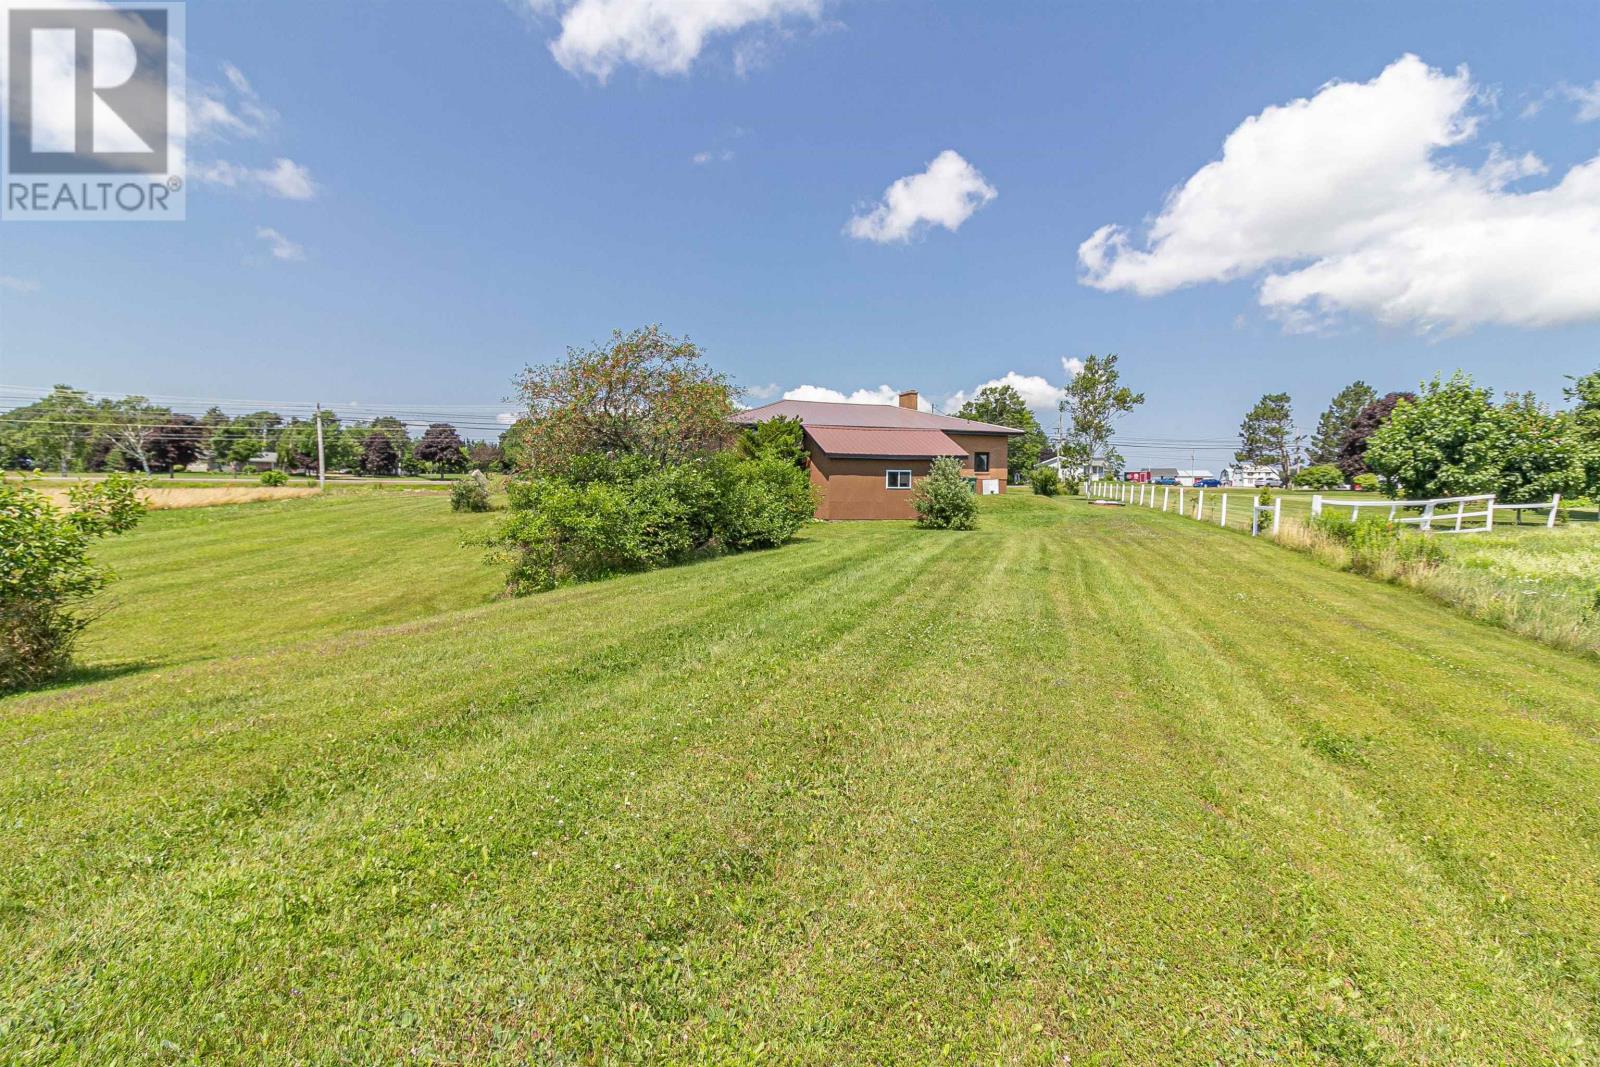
1273, 517, 1600, 657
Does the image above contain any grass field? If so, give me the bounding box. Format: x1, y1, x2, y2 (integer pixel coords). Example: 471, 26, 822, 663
5, 492, 1600, 1062
1089, 483, 1600, 656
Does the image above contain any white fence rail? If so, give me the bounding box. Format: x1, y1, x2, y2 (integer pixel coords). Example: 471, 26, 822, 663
1084, 482, 1565, 538
1491, 495, 1562, 529
1311, 493, 1496, 534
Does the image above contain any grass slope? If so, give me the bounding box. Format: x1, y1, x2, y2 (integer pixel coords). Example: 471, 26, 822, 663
4, 494, 1600, 1063
77, 491, 502, 671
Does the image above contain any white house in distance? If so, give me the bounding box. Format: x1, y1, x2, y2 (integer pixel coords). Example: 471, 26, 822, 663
1175, 469, 1214, 486
1037, 454, 1112, 481
1221, 463, 1280, 488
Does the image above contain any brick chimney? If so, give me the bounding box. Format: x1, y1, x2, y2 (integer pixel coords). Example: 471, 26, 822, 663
898, 389, 919, 410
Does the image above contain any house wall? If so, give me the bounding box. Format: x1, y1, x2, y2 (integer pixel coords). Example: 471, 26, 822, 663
806, 433, 1010, 520
944, 432, 1009, 487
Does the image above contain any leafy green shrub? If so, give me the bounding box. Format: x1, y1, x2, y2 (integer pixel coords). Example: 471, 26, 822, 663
1349, 516, 1399, 558
1, 473, 145, 692
258, 469, 289, 487
1061, 475, 1083, 495
1292, 464, 1344, 490
450, 470, 492, 512
1352, 472, 1381, 492
1309, 512, 1446, 575
1029, 466, 1061, 496
912, 456, 977, 530
1309, 513, 1357, 543
483, 453, 814, 594
706, 453, 817, 549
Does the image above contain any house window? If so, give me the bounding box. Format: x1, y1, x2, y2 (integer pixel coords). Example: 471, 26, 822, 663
885, 469, 911, 490
973, 451, 991, 473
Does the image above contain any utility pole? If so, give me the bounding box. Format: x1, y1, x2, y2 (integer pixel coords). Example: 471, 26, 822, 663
314, 403, 326, 489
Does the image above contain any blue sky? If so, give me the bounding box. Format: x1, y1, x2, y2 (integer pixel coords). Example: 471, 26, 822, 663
2, 0, 1598, 469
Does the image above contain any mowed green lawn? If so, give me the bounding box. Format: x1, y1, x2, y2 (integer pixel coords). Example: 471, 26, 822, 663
76, 491, 504, 671
4, 493, 1600, 1063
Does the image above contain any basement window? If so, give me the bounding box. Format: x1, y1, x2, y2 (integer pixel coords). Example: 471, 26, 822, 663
886, 469, 912, 490
973, 452, 991, 473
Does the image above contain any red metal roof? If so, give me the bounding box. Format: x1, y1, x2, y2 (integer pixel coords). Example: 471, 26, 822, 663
804, 425, 968, 459
731, 399, 1020, 435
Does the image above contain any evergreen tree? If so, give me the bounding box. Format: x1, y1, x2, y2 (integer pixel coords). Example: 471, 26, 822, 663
1236, 392, 1301, 486
1310, 380, 1376, 464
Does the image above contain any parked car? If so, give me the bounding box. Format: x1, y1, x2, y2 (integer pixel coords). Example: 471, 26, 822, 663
1194, 478, 1221, 488
1154, 477, 1177, 485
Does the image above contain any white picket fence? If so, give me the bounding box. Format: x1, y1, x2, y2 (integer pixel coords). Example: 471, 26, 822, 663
1085, 480, 1276, 534
1084, 481, 1562, 537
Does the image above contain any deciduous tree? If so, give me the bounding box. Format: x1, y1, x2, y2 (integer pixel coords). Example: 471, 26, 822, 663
414, 423, 467, 478
1336, 391, 1414, 480
1365, 374, 1589, 502
1057, 354, 1143, 477
6, 385, 94, 474
360, 430, 400, 476
510, 325, 735, 475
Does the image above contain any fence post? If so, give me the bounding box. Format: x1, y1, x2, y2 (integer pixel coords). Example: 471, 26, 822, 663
1454, 498, 1465, 532
1197, 489, 1205, 520
1177, 487, 1185, 515
1163, 486, 1170, 512
1219, 494, 1228, 527
1272, 497, 1282, 535
1251, 504, 1259, 537
1311, 494, 1322, 518
1548, 493, 1561, 529
1420, 501, 1434, 531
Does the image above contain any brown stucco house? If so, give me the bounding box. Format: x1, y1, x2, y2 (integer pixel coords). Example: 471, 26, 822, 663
731, 391, 1023, 520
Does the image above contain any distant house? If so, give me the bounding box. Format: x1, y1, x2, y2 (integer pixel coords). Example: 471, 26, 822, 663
1037, 454, 1112, 481
243, 451, 278, 472
1175, 469, 1214, 486
1221, 463, 1279, 488
731, 391, 1022, 520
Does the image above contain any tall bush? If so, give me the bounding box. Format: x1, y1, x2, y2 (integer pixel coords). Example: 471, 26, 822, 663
1029, 466, 1061, 496
1, 474, 145, 691
451, 470, 492, 512
1291, 464, 1344, 490
912, 457, 977, 530
483, 453, 813, 594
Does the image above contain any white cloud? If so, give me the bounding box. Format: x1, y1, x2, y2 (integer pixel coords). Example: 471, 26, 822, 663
540, 0, 826, 82
847, 150, 997, 243
783, 384, 932, 411
1062, 357, 1085, 377
692, 148, 735, 165
256, 158, 317, 200
944, 372, 1066, 417
1564, 81, 1600, 122
0, 275, 40, 293
182, 61, 317, 201
194, 157, 317, 200
1078, 55, 1600, 334
189, 62, 277, 141
496, 412, 519, 426
255, 226, 305, 261
745, 382, 780, 400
